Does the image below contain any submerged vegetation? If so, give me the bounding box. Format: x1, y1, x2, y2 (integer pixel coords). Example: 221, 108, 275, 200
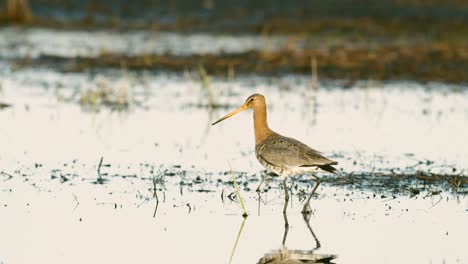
54, 74, 147, 111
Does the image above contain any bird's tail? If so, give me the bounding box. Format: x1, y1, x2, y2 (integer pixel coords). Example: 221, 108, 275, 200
318, 164, 337, 174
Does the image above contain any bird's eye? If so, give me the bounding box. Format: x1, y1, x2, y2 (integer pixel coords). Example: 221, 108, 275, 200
249, 98, 254, 102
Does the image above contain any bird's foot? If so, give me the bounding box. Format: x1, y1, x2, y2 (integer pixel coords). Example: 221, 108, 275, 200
255, 184, 270, 193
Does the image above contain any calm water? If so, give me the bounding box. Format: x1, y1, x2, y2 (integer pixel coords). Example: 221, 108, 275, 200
0, 32, 467, 263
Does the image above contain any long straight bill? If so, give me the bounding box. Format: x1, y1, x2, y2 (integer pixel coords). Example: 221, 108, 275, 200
211, 104, 248, 125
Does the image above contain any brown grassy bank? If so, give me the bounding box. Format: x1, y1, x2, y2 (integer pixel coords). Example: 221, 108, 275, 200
15, 41, 468, 83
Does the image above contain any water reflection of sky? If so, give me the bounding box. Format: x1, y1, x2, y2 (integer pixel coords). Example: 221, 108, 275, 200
1, 69, 467, 174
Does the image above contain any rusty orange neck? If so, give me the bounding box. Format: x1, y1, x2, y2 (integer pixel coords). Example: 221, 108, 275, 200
253, 102, 273, 144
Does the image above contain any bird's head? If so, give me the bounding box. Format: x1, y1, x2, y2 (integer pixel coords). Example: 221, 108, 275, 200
212, 93, 265, 125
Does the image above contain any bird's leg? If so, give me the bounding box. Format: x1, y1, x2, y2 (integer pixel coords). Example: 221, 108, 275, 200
302, 212, 321, 249
302, 176, 321, 215
283, 178, 289, 215
282, 209, 290, 246
256, 172, 272, 193
255, 176, 265, 193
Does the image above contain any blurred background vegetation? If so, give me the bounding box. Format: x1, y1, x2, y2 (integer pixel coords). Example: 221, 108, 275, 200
1, 0, 468, 83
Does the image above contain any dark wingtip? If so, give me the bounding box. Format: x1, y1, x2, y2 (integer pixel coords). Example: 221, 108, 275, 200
318, 164, 338, 174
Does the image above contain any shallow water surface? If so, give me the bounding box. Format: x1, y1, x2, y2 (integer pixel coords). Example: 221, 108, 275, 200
0, 67, 467, 263
0, 179, 466, 264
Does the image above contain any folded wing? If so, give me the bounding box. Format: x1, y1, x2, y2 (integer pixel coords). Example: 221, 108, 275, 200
256, 134, 337, 173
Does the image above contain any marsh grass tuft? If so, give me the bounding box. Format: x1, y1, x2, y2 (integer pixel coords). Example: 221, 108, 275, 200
227, 63, 235, 81
79, 76, 132, 111
2, 0, 34, 23
198, 64, 224, 109
198, 64, 214, 106
54, 73, 147, 111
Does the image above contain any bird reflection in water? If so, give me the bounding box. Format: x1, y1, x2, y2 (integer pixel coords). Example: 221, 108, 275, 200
257, 214, 337, 264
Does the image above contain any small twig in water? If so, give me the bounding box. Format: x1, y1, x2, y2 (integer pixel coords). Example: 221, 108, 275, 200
97, 157, 104, 175
1, 171, 14, 181
96, 156, 110, 184
152, 177, 159, 218
227, 191, 237, 202
72, 193, 80, 211
428, 193, 443, 209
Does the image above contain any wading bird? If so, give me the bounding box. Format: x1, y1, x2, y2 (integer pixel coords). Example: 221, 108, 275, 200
212, 94, 337, 214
